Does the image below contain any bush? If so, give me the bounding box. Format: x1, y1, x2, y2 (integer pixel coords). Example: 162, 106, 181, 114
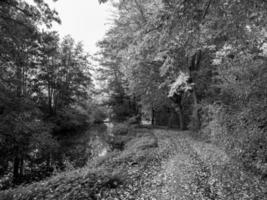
200, 103, 267, 177
52, 108, 90, 134
198, 56, 267, 177
111, 123, 129, 136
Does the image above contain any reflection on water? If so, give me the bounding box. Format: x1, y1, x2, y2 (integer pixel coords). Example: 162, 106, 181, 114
58, 123, 113, 169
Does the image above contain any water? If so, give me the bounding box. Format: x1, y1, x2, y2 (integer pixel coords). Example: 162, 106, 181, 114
57, 123, 113, 169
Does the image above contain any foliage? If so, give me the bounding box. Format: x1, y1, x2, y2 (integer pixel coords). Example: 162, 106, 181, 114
168, 72, 193, 97
98, 0, 267, 177
0, 0, 95, 187
107, 93, 139, 122
51, 108, 90, 134
91, 106, 108, 124
1, 0, 267, 194
201, 57, 267, 176
111, 123, 129, 136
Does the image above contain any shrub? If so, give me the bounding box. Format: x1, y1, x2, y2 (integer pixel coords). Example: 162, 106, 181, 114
52, 108, 90, 134
111, 123, 129, 136
198, 56, 267, 177
200, 103, 267, 177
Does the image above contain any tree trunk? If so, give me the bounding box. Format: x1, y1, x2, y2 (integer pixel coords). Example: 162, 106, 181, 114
177, 103, 185, 130
191, 89, 200, 130
13, 152, 20, 183
19, 156, 24, 176
46, 153, 51, 168
48, 84, 53, 115
168, 110, 174, 129
151, 107, 155, 126
16, 65, 22, 97
22, 65, 26, 96
14, 60, 22, 184
170, 94, 185, 130
188, 50, 202, 131
53, 89, 57, 115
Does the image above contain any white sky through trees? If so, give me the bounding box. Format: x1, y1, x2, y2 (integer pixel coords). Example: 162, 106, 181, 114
46, 0, 114, 55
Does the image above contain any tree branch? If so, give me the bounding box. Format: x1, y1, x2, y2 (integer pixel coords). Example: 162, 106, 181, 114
0, 14, 34, 31
202, 0, 212, 19
1, 0, 34, 18
133, 0, 147, 23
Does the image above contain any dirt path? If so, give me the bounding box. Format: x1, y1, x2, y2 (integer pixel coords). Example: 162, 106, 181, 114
136, 129, 266, 200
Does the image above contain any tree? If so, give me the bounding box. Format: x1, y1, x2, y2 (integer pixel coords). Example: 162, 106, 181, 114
0, 0, 93, 184
0, 0, 61, 183
98, 0, 267, 132
0, 0, 100, 187
96, 34, 140, 122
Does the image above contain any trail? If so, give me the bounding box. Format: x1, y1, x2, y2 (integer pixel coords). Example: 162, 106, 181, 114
135, 129, 266, 200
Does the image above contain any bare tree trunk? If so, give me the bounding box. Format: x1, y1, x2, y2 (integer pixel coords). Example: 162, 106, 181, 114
46, 153, 51, 168
177, 103, 185, 130
168, 111, 173, 128
19, 156, 24, 176
13, 149, 20, 183
151, 107, 155, 126
14, 60, 22, 184
188, 50, 202, 131
22, 65, 26, 96
48, 84, 53, 115
16, 65, 22, 97
192, 89, 201, 130
170, 95, 185, 130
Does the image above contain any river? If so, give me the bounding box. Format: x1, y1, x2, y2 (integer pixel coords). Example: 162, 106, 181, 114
56, 122, 113, 170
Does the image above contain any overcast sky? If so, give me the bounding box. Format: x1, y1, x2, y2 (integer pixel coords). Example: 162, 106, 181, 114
46, 0, 114, 55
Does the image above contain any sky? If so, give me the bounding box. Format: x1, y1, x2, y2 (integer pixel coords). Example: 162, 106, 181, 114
46, 0, 114, 55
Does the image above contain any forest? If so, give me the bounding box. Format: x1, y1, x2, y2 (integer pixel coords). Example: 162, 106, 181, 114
96, 0, 267, 177
0, 0, 267, 199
